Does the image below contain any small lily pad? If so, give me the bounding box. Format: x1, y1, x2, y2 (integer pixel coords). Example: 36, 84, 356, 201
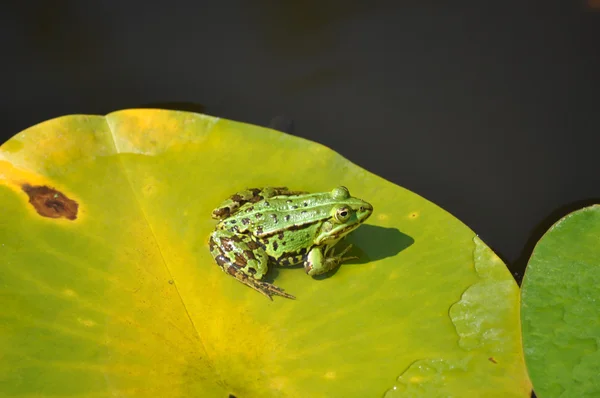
0, 109, 530, 397
521, 205, 600, 397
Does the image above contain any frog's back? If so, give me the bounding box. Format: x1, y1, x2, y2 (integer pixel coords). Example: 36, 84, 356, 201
218, 192, 333, 237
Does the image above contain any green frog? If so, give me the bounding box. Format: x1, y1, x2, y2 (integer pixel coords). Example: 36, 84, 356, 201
209, 186, 373, 300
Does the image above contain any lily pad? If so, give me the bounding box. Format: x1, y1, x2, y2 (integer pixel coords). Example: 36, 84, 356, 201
521, 205, 600, 397
0, 109, 530, 397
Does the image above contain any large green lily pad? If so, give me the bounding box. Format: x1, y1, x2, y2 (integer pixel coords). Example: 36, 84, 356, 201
521, 205, 600, 397
0, 109, 530, 397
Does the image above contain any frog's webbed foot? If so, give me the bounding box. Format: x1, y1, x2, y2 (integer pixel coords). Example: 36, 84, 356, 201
327, 244, 359, 263
304, 244, 358, 277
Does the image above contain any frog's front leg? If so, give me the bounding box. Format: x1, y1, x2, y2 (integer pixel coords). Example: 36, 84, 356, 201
212, 187, 308, 219
209, 229, 295, 300
303, 244, 358, 276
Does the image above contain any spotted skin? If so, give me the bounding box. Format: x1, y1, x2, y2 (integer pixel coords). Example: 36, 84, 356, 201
211, 187, 307, 220
208, 186, 373, 300
209, 231, 295, 300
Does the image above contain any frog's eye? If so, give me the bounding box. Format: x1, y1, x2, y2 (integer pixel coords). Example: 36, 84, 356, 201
334, 206, 352, 223
331, 186, 350, 200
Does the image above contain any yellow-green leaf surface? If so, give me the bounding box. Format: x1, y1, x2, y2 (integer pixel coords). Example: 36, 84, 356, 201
521, 205, 600, 397
0, 109, 531, 397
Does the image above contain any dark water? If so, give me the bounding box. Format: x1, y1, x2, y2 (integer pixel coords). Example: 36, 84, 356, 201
3, 2, 600, 281
2, 6, 599, 396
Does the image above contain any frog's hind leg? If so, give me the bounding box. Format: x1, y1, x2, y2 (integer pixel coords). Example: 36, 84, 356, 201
209, 230, 296, 300
211, 187, 308, 219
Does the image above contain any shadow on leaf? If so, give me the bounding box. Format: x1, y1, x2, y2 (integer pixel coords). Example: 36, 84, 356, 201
349, 224, 414, 263
266, 224, 414, 282
313, 224, 414, 280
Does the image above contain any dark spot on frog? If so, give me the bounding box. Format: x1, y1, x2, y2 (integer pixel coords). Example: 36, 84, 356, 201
234, 253, 248, 266
231, 194, 243, 202
284, 214, 290, 222
298, 247, 307, 256
228, 235, 242, 243
277, 231, 284, 239
209, 237, 218, 252
246, 267, 256, 275
226, 265, 239, 275
286, 199, 292, 204
292, 205, 298, 209
304, 262, 313, 274
262, 237, 270, 245
21, 184, 78, 220
256, 226, 263, 235
213, 207, 231, 218
286, 224, 304, 231
303, 201, 308, 207
281, 241, 286, 246
250, 195, 263, 203
270, 214, 278, 223
246, 206, 254, 212
272, 241, 279, 251
277, 257, 290, 266
263, 201, 270, 207
244, 250, 256, 260
215, 255, 228, 267
247, 240, 260, 250
241, 218, 250, 225
255, 213, 263, 219
250, 188, 261, 196
219, 237, 236, 252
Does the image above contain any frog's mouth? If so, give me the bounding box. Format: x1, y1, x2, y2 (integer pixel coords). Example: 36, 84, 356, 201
331, 221, 364, 240
318, 204, 373, 244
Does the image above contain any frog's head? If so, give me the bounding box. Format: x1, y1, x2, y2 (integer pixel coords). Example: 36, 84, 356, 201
315, 186, 373, 245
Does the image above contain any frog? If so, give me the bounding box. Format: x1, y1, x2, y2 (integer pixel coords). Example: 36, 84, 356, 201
209, 186, 373, 300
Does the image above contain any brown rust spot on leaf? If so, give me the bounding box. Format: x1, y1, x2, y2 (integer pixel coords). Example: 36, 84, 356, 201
21, 184, 78, 220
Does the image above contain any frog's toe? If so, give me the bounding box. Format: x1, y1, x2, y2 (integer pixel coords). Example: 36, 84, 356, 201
259, 281, 296, 300
237, 274, 295, 300
337, 244, 353, 257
